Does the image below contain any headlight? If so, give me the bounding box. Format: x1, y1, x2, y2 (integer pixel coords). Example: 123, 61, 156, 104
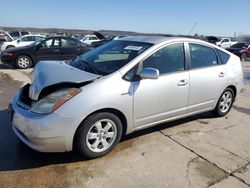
30, 88, 81, 114
3, 52, 13, 56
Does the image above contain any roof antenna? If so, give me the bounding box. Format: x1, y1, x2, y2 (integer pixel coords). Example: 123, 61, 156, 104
188, 22, 198, 35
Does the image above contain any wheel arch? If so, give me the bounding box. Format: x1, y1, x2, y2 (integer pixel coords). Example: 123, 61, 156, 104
226, 85, 237, 100
72, 108, 128, 150
16, 54, 34, 64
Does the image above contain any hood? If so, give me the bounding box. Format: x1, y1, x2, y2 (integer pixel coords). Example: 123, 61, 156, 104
3, 45, 31, 53
93, 31, 106, 40
29, 61, 100, 100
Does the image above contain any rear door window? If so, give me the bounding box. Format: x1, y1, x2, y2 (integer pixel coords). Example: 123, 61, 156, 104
61, 38, 77, 47
216, 49, 230, 64
189, 43, 218, 69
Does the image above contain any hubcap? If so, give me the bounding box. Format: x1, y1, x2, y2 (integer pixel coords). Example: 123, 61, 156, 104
17, 57, 30, 68
86, 119, 117, 153
219, 91, 232, 113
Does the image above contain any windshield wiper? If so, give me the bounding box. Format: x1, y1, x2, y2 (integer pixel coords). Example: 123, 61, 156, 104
79, 60, 99, 75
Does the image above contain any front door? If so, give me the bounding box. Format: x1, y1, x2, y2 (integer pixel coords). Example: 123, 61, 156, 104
133, 43, 189, 128
36, 38, 61, 61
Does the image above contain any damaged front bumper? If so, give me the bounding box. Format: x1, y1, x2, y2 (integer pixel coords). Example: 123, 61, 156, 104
10, 85, 76, 152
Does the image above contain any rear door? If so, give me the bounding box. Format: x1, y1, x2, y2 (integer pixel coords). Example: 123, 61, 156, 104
60, 38, 81, 60
187, 43, 227, 113
35, 38, 61, 61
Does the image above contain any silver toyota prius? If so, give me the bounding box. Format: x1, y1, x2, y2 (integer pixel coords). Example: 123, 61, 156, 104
10, 36, 243, 158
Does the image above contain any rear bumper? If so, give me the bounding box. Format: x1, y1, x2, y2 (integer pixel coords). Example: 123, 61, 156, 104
10, 87, 76, 152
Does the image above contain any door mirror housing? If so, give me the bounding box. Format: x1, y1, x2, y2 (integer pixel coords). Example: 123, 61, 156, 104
36, 44, 42, 50
139, 68, 159, 79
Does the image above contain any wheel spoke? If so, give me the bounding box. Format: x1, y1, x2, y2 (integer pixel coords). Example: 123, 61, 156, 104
101, 139, 109, 148
103, 122, 112, 132
106, 132, 114, 138
91, 140, 100, 149
95, 122, 102, 132
88, 133, 98, 140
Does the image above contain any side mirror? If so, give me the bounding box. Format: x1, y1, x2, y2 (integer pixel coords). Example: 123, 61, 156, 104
139, 67, 159, 79
36, 44, 42, 50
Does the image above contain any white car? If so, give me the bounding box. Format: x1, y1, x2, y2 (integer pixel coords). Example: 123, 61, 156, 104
216, 38, 237, 48
80, 35, 101, 45
10, 36, 243, 158
1, 35, 45, 51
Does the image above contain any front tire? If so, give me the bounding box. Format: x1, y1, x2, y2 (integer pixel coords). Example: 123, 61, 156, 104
76, 112, 123, 158
16, 55, 32, 69
213, 88, 234, 117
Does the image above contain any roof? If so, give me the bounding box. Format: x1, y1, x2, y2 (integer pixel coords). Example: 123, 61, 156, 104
118, 36, 178, 44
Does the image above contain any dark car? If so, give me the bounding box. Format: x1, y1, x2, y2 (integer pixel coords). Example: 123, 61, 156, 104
226, 42, 250, 61
0, 36, 92, 69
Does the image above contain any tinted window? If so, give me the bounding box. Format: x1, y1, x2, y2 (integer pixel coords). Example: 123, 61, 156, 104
21, 31, 29, 35
222, 39, 229, 43
34, 36, 43, 41
143, 43, 185, 75
61, 38, 77, 47
216, 49, 230, 64
21, 36, 35, 42
189, 43, 218, 69
41, 39, 59, 48
9, 31, 20, 38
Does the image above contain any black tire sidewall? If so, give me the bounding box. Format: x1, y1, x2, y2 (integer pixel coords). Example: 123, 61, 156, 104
213, 88, 234, 117
16, 55, 32, 69
76, 112, 123, 158
241, 53, 247, 61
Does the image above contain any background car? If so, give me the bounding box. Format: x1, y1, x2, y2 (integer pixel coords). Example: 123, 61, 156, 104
0, 36, 92, 69
79, 32, 106, 45
226, 42, 250, 60
0, 30, 14, 50
8, 30, 31, 39
0, 35, 45, 51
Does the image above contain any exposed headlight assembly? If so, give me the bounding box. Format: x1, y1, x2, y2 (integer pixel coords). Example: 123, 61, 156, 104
30, 88, 81, 114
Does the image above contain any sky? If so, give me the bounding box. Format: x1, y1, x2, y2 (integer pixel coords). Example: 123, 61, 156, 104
0, 0, 250, 37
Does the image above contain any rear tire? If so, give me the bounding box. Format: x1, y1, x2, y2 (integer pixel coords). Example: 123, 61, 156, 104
76, 112, 123, 159
16, 55, 32, 69
241, 53, 247, 61
213, 88, 234, 117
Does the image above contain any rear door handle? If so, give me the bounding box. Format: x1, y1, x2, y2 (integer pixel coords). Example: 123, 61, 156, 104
219, 72, 225, 77
178, 79, 188, 86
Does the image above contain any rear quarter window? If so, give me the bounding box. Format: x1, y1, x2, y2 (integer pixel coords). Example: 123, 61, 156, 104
216, 49, 230, 64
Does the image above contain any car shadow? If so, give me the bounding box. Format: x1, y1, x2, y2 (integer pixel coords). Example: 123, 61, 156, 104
0, 108, 214, 171
0, 63, 13, 69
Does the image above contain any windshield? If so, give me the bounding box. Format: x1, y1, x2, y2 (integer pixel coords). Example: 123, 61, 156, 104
231, 43, 249, 49
70, 40, 152, 75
